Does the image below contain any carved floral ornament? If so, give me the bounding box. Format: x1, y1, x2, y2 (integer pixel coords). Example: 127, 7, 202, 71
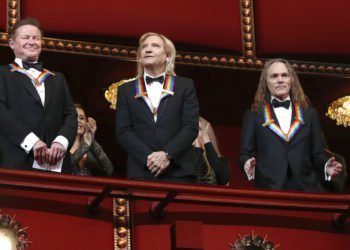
104, 78, 135, 110
0, 211, 30, 250
228, 231, 279, 250
326, 95, 350, 127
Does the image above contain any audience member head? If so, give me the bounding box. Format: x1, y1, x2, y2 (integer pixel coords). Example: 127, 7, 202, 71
198, 116, 221, 155
136, 32, 176, 77
252, 58, 310, 111
75, 104, 87, 137
8, 18, 43, 62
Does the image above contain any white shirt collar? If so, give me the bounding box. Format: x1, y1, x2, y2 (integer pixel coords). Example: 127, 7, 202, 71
14, 58, 39, 68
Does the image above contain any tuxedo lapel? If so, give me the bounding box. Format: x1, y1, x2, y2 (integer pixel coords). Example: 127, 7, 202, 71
133, 77, 156, 123
134, 75, 176, 123
155, 75, 175, 123
15, 72, 42, 105
262, 102, 305, 142
44, 76, 54, 107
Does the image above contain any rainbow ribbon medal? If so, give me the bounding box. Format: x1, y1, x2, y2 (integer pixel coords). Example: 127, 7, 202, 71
262, 102, 304, 142
9, 63, 55, 86
134, 74, 175, 116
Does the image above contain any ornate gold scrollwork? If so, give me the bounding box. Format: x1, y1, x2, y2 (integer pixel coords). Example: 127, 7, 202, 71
104, 78, 135, 110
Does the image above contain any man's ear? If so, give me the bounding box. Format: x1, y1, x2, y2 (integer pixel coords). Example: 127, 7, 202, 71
8, 39, 14, 49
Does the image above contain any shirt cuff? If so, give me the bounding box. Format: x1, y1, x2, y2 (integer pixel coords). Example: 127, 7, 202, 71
20, 132, 40, 153
324, 160, 332, 181
244, 161, 255, 181
53, 135, 69, 150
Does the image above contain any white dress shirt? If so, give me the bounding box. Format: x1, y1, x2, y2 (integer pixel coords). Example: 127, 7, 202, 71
144, 72, 166, 121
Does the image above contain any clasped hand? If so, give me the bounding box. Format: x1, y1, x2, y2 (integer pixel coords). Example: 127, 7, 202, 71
326, 157, 343, 178
33, 140, 66, 165
147, 151, 170, 177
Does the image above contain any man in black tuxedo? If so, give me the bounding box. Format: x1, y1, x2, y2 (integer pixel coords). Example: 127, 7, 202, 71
0, 18, 77, 173
239, 58, 343, 192
115, 32, 199, 183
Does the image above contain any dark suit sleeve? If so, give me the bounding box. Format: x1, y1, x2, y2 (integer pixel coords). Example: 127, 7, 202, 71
163, 78, 199, 160
204, 142, 230, 185
309, 109, 328, 174
0, 69, 31, 145
115, 84, 153, 165
55, 73, 77, 147
239, 110, 256, 169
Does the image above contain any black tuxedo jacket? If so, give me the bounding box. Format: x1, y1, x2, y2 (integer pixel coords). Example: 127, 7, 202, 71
0, 64, 77, 173
115, 75, 199, 179
239, 103, 328, 192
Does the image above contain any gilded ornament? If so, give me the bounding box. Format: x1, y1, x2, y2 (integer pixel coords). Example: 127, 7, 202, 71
245, 59, 254, 67
129, 50, 137, 56
326, 96, 350, 127
228, 58, 236, 66
237, 58, 245, 67
326, 66, 334, 73
308, 65, 316, 71
117, 238, 127, 248
9, 1, 17, 9
243, 17, 251, 25
243, 25, 252, 33
245, 50, 253, 58
317, 65, 325, 72
111, 48, 119, 55
117, 227, 127, 237
219, 57, 227, 65
116, 198, 126, 205
117, 206, 126, 216
175, 54, 182, 61
8, 18, 16, 27
102, 47, 110, 55
8, 9, 17, 18
335, 67, 343, 74
299, 64, 307, 71
210, 57, 218, 64
255, 60, 263, 68
120, 49, 128, 56
93, 46, 101, 53
192, 56, 200, 63
46, 41, 55, 49
56, 42, 64, 50
244, 34, 252, 42
184, 55, 191, 62
245, 42, 253, 50
65, 43, 74, 50
74, 44, 83, 51
242, 0, 250, 8
116, 216, 126, 226
84, 45, 92, 52
201, 56, 209, 64
243, 9, 250, 16
104, 78, 135, 109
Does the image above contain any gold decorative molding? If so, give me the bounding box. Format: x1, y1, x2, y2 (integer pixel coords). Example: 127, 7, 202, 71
240, 0, 256, 59
113, 198, 131, 250
1, 30, 349, 76
6, 0, 20, 32
326, 96, 350, 127
0, 1, 350, 76
105, 78, 135, 110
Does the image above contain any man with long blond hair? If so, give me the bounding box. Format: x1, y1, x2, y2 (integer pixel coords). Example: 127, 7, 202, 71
116, 32, 199, 183
239, 58, 342, 192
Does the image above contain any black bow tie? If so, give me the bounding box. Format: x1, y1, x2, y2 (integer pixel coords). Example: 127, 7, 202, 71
272, 99, 291, 109
22, 61, 43, 71
145, 75, 164, 85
